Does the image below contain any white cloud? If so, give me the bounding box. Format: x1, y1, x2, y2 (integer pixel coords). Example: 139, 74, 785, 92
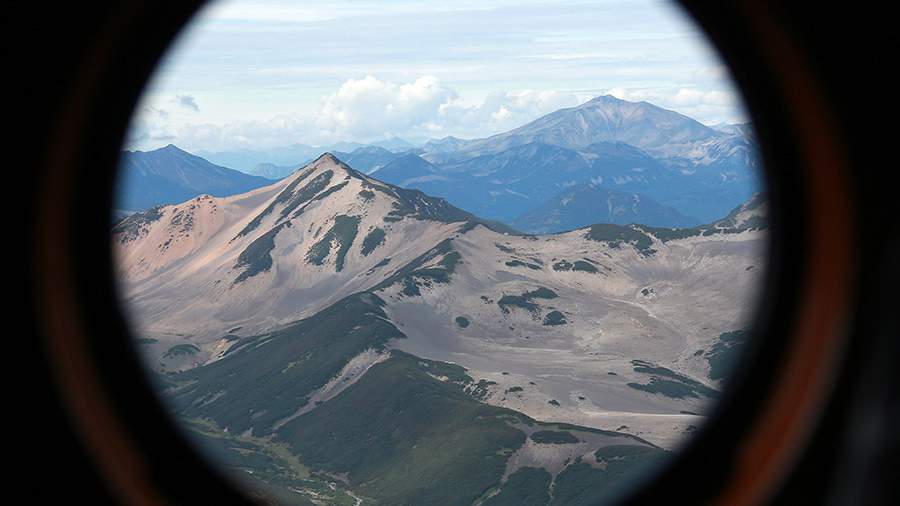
312, 76, 582, 142
127, 97, 315, 152
434, 88, 582, 137
127, 78, 584, 152
315, 75, 458, 140
126, 77, 742, 153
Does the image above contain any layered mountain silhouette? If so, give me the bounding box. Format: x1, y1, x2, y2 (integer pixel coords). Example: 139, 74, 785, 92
116, 144, 273, 211
115, 152, 766, 504
197, 137, 415, 174
121, 97, 760, 233
438, 95, 722, 157
370, 95, 760, 224
511, 184, 700, 234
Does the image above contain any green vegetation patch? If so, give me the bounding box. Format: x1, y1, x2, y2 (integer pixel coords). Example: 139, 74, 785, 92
165, 293, 403, 436
136, 338, 159, 345
358, 189, 375, 201
530, 430, 579, 444
483, 467, 552, 506
553, 260, 573, 271
234, 222, 291, 283
635, 225, 704, 242
112, 206, 164, 243
635, 196, 767, 243
180, 418, 360, 506
553, 259, 597, 273
365, 257, 391, 276
277, 170, 335, 219
278, 351, 530, 506
455, 316, 470, 328
542, 310, 567, 326
305, 215, 361, 271
498, 287, 558, 318
627, 360, 719, 399
235, 166, 317, 238
505, 259, 542, 270
360, 227, 386, 256
373, 239, 462, 297
711, 194, 767, 231
549, 445, 668, 505
300, 179, 348, 211
163, 343, 200, 358
417, 356, 474, 384
468, 379, 496, 400
572, 260, 599, 273
584, 224, 655, 256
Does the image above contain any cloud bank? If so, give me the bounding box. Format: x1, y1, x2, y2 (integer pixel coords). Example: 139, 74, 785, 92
128, 75, 740, 153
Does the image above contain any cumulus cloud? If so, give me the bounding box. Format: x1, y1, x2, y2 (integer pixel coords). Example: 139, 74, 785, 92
313, 75, 581, 141
126, 105, 176, 148
127, 78, 586, 151
173, 115, 316, 152
129, 77, 745, 153
315, 75, 458, 140
449, 89, 581, 133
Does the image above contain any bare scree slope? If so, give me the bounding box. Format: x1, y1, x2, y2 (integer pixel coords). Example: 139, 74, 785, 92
115, 153, 766, 505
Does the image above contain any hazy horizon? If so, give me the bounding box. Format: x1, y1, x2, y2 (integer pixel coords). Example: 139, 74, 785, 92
128, 0, 747, 155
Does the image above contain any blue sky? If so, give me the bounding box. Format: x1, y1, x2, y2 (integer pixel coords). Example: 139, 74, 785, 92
128, 0, 747, 152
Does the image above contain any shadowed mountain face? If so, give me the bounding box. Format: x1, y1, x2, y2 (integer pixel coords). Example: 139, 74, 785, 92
115, 152, 765, 504
512, 184, 701, 234
116, 144, 273, 211
375, 141, 683, 223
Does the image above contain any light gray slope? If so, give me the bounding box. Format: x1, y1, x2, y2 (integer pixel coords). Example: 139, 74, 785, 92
117, 156, 766, 448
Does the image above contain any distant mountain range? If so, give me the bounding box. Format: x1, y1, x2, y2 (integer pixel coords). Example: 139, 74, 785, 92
376, 140, 691, 224
331, 145, 402, 175
511, 183, 700, 234
115, 153, 766, 503
116, 144, 273, 212
368, 95, 761, 225
197, 136, 416, 173
434, 95, 722, 158
247, 161, 297, 179
120, 96, 760, 235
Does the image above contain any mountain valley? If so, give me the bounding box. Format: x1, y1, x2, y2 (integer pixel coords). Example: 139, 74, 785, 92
115, 150, 766, 504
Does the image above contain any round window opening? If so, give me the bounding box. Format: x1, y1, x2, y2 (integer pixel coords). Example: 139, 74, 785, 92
112, 1, 768, 504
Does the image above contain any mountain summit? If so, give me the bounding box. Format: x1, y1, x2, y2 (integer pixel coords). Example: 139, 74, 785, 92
448, 95, 723, 158
117, 153, 765, 431
115, 152, 510, 339
117, 144, 273, 211
364, 95, 761, 225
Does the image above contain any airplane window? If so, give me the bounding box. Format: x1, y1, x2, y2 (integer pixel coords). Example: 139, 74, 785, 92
112, 1, 768, 503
